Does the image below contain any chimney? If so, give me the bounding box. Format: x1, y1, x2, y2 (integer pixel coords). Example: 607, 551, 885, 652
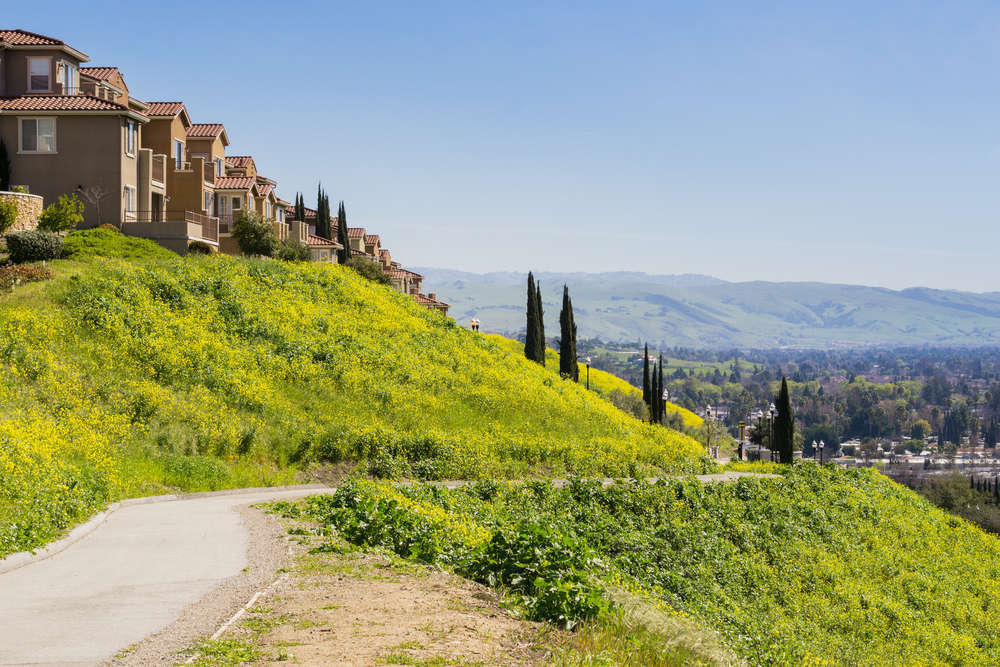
428, 293, 436, 300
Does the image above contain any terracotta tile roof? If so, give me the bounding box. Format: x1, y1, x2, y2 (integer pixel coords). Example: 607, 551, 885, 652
308, 234, 344, 249
187, 123, 225, 138
364, 234, 381, 245
214, 176, 256, 190
400, 268, 424, 278
145, 101, 186, 117
255, 183, 274, 198
415, 293, 449, 307
225, 155, 254, 168
79, 66, 121, 82
275, 197, 292, 206
0, 29, 65, 46
0, 95, 130, 112
380, 249, 391, 259
347, 227, 366, 238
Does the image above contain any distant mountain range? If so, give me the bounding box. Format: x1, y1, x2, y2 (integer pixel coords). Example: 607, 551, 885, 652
412, 269, 1000, 349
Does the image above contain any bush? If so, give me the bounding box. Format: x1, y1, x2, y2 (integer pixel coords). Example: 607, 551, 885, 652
276, 238, 311, 262
606, 389, 648, 421
345, 256, 391, 285
187, 241, 214, 255
5, 230, 63, 263
231, 210, 276, 257
0, 198, 16, 235
0, 263, 52, 292
37, 194, 85, 232
62, 228, 173, 260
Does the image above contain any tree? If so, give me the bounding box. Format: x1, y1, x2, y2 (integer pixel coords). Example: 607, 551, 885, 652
37, 194, 85, 232
315, 185, 331, 239
642, 344, 651, 408
336, 201, 350, 264
232, 209, 277, 256
774, 377, 795, 464
658, 355, 665, 424
524, 273, 546, 365
0, 139, 10, 191
650, 361, 659, 423
276, 238, 311, 261
345, 256, 391, 285
294, 192, 305, 221
558, 285, 578, 381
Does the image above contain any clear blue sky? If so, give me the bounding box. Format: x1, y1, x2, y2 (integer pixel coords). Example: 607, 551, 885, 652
9, 1, 1000, 291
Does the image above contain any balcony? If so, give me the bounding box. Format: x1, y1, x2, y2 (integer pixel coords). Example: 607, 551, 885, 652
203, 163, 215, 185
151, 154, 166, 185
120, 210, 220, 254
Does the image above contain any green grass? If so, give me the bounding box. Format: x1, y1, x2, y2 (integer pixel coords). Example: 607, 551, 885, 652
0, 230, 708, 556
60, 227, 174, 260
308, 467, 1000, 665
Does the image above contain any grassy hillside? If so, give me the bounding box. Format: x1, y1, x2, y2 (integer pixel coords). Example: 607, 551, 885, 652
0, 234, 709, 556
483, 334, 702, 428
417, 268, 1000, 348
307, 465, 1000, 665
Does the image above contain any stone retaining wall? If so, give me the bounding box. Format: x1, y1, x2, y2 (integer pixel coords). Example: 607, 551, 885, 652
0, 191, 44, 233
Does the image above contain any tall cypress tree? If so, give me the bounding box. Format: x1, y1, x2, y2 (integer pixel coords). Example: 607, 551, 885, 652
642, 344, 651, 408
525, 273, 539, 362
559, 285, 578, 381
650, 362, 659, 424
774, 377, 795, 464
535, 283, 545, 366
296, 193, 305, 222
336, 201, 349, 263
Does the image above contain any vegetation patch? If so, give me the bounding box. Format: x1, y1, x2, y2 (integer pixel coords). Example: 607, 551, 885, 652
61, 228, 173, 261
301, 466, 1000, 664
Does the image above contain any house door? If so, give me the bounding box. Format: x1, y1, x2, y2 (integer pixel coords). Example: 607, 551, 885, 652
151, 193, 163, 221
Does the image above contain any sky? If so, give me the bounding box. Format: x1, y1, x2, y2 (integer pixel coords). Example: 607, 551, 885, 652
8, 1, 1000, 291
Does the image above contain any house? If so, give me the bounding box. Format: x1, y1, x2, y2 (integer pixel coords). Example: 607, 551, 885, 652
0, 29, 163, 231
306, 234, 342, 263
414, 292, 449, 316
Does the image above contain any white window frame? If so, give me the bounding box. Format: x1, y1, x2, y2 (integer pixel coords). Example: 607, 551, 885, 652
174, 139, 185, 169
204, 190, 212, 213
215, 157, 223, 177
58, 60, 77, 94
18, 117, 57, 154
27, 56, 52, 92
231, 196, 242, 210
123, 185, 137, 221
265, 200, 271, 219
125, 120, 136, 157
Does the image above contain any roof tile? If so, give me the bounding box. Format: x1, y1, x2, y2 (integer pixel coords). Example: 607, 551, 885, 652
187, 123, 225, 138
79, 66, 121, 82
145, 101, 186, 117
0, 95, 131, 112
213, 176, 256, 190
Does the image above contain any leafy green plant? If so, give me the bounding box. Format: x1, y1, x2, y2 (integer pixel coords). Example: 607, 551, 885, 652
0, 264, 52, 292
4, 230, 63, 263
37, 194, 85, 232
345, 256, 391, 285
275, 238, 311, 262
61, 228, 173, 260
231, 209, 276, 257
0, 198, 17, 235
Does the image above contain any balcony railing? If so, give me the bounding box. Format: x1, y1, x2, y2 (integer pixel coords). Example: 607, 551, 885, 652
151, 154, 166, 184
204, 163, 215, 184
121, 210, 219, 243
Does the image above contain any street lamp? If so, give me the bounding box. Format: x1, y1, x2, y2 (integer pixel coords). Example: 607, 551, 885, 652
819, 440, 825, 465
738, 421, 746, 461
584, 356, 591, 390
769, 405, 776, 463
812, 440, 818, 461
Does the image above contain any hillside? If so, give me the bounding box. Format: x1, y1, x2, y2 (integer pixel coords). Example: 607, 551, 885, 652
415, 268, 1000, 348
0, 233, 708, 557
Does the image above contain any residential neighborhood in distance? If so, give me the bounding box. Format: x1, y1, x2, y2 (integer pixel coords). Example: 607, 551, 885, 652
0, 28, 448, 315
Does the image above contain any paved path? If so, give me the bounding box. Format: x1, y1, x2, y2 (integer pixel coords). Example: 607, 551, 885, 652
0, 486, 330, 666
0, 472, 778, 665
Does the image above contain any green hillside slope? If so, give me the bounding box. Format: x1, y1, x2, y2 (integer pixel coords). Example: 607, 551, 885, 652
416, 268, 1000, 348
0, 237, 708, 556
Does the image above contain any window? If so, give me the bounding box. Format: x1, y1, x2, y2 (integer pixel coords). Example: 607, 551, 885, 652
174, 140, 185, 169
123, 186, 136, 220
265, 201, 271, 219
28, 57, 51, 92
204, 190, 212, 212
215, 157, 223, 177
59, 61, 77, 93
19, 118, 56, 153
231, 196, 241, 210
125, 120, 136, 156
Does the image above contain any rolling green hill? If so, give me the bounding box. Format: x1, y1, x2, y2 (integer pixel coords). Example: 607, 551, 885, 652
0, 232, 708, 557
415, 268, 1000, 348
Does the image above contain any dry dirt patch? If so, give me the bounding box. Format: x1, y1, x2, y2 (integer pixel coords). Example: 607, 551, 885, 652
185, 514, 551, 666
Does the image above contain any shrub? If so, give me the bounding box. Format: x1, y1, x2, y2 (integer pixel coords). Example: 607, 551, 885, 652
0, 263, 52, 292
5, 230, 63, 263
37, 194, 85, 232
62, 228, 172, 260
276, 238, 311, 262
231, 210, 276, 257
0, 198, 16, 235
345, 256, 391, 285
187, 241, 214, 255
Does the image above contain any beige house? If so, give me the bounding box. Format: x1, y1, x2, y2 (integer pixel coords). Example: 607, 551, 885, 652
0, 30, 156, 229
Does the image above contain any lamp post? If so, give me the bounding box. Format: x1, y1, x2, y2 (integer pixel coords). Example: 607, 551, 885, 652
585, 356, 591, 390
812, 440, 818, 461
819, 440, 825, 465
769, 405, 776, 463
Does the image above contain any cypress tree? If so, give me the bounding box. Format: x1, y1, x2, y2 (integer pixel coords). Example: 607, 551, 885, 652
336, 201, 350, 263
535, 283, 545, 366
525, 273, 539, 363
774, 377, 795, 464
650, 362, 659, 424
0, 139, 9, 191
642, 344, 651, 408
558, 285, 578, 381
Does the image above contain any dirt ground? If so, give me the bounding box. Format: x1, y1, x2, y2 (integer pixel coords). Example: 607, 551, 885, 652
184, 512, 552, 666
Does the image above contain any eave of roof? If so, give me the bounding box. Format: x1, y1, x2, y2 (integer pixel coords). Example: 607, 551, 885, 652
0, 29, 89, 61
0, 94, 146, 121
